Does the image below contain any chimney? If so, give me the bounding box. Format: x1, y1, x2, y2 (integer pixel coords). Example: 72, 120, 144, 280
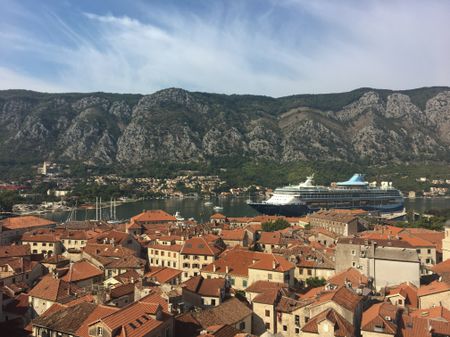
213, 264, 216, 272
273, 260, 277, 269
225, 265, 229, 274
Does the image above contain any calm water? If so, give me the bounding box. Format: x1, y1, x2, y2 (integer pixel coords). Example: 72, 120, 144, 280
43, 197, 450, 223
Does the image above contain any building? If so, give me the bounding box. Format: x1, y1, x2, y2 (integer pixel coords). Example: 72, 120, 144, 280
336, 237, 420, 289
27, 275, 81, 317
307, 209, 360, 236
180, 236, 224, 281
21, 230, 63, 256
32, 302, 119, 337
175, 298, 252, 336
182, 275, 228, 309
87, 295, 174, 337
417, 280, 450, 309
258, 231, 286, 253
443, 223, 450, 261
201, 247, 295, 290
60, 260, 103, 289
0, 216, 56, 244
220, 229, 249, 247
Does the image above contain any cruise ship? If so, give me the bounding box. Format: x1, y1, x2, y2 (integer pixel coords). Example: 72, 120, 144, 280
247, 174, 404, 217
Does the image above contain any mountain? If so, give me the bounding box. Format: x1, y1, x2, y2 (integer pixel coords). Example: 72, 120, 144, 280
1, 87, 450, 168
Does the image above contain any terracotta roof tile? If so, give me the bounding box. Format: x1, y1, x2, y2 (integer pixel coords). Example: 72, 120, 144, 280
61, 260, 103, 282
417, 280, 450, 297
183, 276, 225, 297
361, 302, 398, 334
301, 308, 354, 336
131, 210, 177, 223
0, 216, 55, 230
220, 229, 246, 241
145, 267, 182, 284
181, 237, 222, 256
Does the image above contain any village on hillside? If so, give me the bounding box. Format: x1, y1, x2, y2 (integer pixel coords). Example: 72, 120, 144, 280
0, 207, 449, 337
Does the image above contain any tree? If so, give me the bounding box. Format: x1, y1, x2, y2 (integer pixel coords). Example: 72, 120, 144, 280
262, 218, 290, 232
306, 276, 326, 288
0, 191, 23, 212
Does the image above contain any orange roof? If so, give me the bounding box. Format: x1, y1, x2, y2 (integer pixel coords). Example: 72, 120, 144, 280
249, 254, 294, 272
131, 209, 177, 223
0, 244, 31, 258
211, 213, 226, 220
361, 302, 398, 334
183, 275, 226, 297
310, 287, 361, 312
220, 229, 246, 241
61, 261, 103, 282
96, 301, 167, 337
149, 243, 183, 252
28, 275, 78, 301
76, 305, 119, 337
202, 247, 293, 276
386, 282, 418, 307
409, 306, 450, 321
259, 231, 283, 245
417, 280, 450, 297
327, 267, 368, 288
431, 259, 450, 275
0, 216, 56, 230
181, 237, 222, 256
302, 307, 354, 336
145, 267, 182, 284
22, 231, 59, 243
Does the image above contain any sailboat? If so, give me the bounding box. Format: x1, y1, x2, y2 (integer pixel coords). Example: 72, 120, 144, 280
107, 198, 122, 224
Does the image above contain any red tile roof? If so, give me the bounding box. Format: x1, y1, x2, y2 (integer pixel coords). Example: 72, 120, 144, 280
258, 231, 283, 245
61, 260, 103, 282
28, 276, 79, 302
220, 229, 246, 241
327, 267, 368, 288
301, 307, 354, 336
361, 302, 398, 334
0, 216, 55, 230
131, 209, 177, 223
211, 213, 226, 220
202, 247, 293, 277
183, 275, 226, 297
145, 267, 182, 284
386, 282, 418, 308
181, 237, 222, 256
0, 245, 31, 258
417, 280, 450, 297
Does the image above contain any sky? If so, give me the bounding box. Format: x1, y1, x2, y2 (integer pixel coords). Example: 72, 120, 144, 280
0, 0, 449, 97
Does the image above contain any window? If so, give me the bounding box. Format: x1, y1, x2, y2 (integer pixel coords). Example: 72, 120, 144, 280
204, 256, 208, 260
416, 249, 421, 254
265, 322, 270, 329
295, 327, 300, 334
265, 310, 270, 317
239, 321, 245, 330
295, 315, 300, 326
161, 251, 165, 256
283, 325, 287, 331
307, 269, 312, 276
230, 278, 235, 286
33, 243, 37, 246
351, 250, 356, 256
398, 299, 403, 305
427, 249, 431, 254
268, 273, 272, 280
42, 243, 47, 247
242, 279, 247, 287
211, 299, 216, 305
49, 243, 53, 247
97, 326, 103, 335
352, 262, 356, 267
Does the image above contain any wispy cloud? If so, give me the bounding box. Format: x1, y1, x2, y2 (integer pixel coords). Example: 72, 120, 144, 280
0, 0, 449, 96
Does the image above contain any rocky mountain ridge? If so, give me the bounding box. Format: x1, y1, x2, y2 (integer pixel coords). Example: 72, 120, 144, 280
1, 87, 450, 166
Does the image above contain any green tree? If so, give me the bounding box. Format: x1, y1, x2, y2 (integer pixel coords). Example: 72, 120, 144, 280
0, 191, 23, 212
262, 218, 290, 232
306, 277, 326, 288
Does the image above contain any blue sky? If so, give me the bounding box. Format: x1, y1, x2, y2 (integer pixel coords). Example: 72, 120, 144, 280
0, 0, 449, 96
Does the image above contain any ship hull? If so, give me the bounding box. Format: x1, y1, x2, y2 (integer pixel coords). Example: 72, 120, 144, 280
247, 201, 404, 217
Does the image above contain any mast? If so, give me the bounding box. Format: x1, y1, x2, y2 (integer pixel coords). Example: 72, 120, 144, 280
99, 197, 102, 220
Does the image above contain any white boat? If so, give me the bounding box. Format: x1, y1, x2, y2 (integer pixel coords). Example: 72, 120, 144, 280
204, 201, 213, 206
213, 206, 223, 212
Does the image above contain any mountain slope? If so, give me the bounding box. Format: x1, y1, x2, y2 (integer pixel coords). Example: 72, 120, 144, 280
1, 87, 450, 167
